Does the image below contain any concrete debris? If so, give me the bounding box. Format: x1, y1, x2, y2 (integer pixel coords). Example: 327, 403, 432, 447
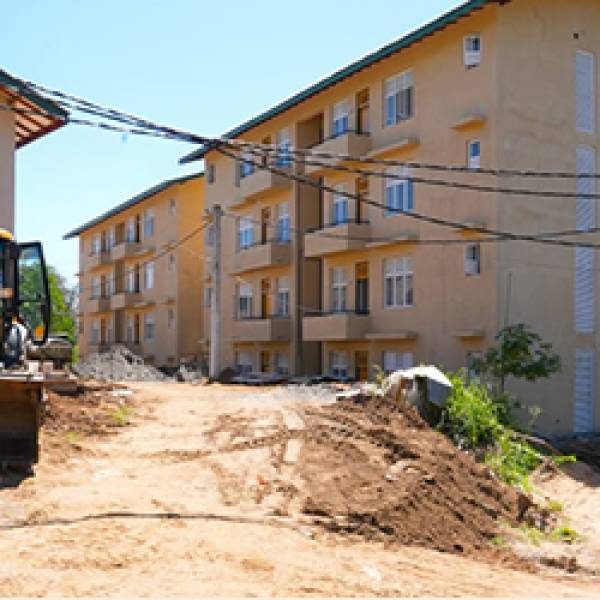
176, 363, 206, 383
73, 345, 168, 382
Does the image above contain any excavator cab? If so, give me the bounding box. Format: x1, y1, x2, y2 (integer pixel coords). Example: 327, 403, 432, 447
0, 230, 51, 472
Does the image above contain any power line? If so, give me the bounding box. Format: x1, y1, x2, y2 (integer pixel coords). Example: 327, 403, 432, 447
216, 146, 600, 249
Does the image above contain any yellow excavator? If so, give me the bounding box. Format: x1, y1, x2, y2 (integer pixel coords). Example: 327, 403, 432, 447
0, 229, 50, 473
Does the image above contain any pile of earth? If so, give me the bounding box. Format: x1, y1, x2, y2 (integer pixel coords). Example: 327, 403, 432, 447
72, 345, 167, 382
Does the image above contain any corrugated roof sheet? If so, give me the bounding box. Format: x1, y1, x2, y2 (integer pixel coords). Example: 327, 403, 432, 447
180, 0, 501, 164
63, 171, 204, 239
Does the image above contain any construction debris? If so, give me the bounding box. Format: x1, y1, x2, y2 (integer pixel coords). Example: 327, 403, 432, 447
72, 345, 167, 382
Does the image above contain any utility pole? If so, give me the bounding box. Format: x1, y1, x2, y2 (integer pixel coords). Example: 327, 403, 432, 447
209, 204, 222, 379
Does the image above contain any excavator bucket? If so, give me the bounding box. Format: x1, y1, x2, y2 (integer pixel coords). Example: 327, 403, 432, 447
0, 374, 44, 469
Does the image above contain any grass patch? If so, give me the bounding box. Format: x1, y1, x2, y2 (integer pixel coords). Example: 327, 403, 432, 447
549, 525, 580, 544
109, 405, 132, 427
65, 431, 83, 444
491, 535, 507, 548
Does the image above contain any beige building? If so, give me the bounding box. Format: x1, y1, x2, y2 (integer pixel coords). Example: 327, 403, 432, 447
65, 172, 206, 369
182, 0, 600, 436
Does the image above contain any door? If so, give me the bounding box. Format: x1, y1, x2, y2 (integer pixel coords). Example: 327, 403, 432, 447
261, 279, 271, 318
100, 318, 107, 345
260, 351, 271, 373
134, 314, 140, 343
356, 177, 368, 223
261, 207, 271, 244
355, 262, 369, 314
355, 351, 369, 381
357, 89, 370, 134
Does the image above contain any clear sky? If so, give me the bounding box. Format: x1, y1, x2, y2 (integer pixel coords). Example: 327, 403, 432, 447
3, 0, 455, 285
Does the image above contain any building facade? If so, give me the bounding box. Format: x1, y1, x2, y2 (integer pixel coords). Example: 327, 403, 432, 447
184, 0, 600, 436
65, 173, 206, 369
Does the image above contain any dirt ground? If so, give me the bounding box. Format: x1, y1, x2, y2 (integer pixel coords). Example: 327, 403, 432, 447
0, 382, 599, 597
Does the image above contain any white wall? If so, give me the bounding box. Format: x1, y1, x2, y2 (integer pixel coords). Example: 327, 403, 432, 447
0, 99, 15, 233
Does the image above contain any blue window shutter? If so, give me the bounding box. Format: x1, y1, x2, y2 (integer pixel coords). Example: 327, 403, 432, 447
406, 180, 414, 211
385, 96, 395, 126
385, 185, 394, 216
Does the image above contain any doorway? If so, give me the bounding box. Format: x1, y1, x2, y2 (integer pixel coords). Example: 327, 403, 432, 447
356, 89, 370, 134
260, 351, 271, 373
355, 351, 369, 381
261, 278, 272, 318
261, 207, 271, 244
355, 262, 369, 314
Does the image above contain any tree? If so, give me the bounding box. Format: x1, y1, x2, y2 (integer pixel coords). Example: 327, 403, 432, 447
47, 266, 77, 342
474, 324, 561, 395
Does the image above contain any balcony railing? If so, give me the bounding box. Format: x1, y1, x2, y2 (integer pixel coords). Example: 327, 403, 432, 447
87, 251, 111, 269
234, 239, 292, 273
232, 315, 291, 342
236, 166, 293, 204
303, 310, 370, 341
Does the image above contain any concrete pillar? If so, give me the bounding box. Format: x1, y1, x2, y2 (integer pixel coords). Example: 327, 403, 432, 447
0, 104, 15, 233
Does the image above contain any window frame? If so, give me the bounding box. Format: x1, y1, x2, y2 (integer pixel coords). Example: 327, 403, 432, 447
277, 202, 290, 242
464, 243, 481, 276
331, 267, 347, 313
467, 140, 481, 170
237, 282, 253, 319
238, 216, 254, 250
383, 257, 414, 309
385, 167, 414, 216
145, 262, 155, 289
276, 276, 290, 317
330, 351, 348, 378
384, 70, 414, 127
236, 350, 253, 374
143, 209, 155, 239
332, 184, 349, 225
143, 312, 155, 341
463, 34, 482, 68
382, 351, 414, 374
332, 99, 350, 138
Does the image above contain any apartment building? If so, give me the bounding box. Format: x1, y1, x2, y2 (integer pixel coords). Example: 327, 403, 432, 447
183, 0, 600, 436
65, 172, 205, 368
0, 69, 66, 232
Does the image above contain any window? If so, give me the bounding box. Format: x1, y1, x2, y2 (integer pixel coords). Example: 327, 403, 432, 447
127, 266, 139, 293
385, 168, 414, 215
91, 234, 101, 255
168, 253, 176, 272
275, 352, 289, 375
332, 100, 350, 137
467, 351, 482, 381
276, 129, 291, 167
126, 217, 137, 243
169, 198, 177, 216
277, 276, 290, 317
240, 150, 255, 178
107, 228, 115, 250
468, 140, 481, 169
144, 312, 155, 341
237, 283, 253, 319
464, 35, 482, 68
576, 50, 596, 134
168, 308, 175, 329
465, 244, 481, 276
107, 275, 115, 297
236, 350, 253, 375
277, 203, 290, 242
384, 257, 414, 308
206, 163, 215, 184
330, 351, 348, 378
382, 351, 414, 374
127, 316, 135, 343
332, 185, 348, 225
143, 210, 155, 238
145, 262, 155, 289
91, 276, 101, 299
384, 70, 413, 127
238, 216, 254, 249
331, 267, 347, 313
91, 319, 100, 344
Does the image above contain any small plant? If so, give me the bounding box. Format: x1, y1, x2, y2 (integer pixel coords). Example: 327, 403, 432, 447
484, 433, 542, 490
110, 405, 131, 427
518, 523, 545, 545
550, 525, 580, 544
491, 535, 507, 548
65, 431, 83, 444
543, 500, 564, 514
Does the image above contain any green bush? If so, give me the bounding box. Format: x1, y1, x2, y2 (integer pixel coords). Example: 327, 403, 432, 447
484, 433, 542, 489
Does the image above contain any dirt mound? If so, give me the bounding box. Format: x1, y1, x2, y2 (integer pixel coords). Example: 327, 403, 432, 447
73, 345, 167, 382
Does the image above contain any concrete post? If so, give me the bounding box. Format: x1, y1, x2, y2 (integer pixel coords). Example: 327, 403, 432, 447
209, 204, 222, 379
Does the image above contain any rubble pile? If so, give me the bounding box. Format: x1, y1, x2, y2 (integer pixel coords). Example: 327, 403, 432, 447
73, 345, 168, 382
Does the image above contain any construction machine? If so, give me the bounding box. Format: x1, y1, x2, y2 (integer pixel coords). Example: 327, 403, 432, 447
0, 229, 50, 472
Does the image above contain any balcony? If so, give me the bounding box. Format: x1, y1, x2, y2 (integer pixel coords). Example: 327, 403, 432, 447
87, 252, 111, 270
303, 311, 370, 341
232, 317, 291, 342
233, 240, 292, 273
110, 241, 153, 261
237, 167, 293, 203
87, 296, 111, 314
304, 221, 370, 258
110, 291, 142, 310
304, 132, 372, 177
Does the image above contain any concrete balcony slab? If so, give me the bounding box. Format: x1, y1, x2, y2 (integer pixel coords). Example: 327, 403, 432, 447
233, 241, 292, 273
305, 221, 370, 258
232, 317, 291, 342
305, 132, 372, 176
303, 312, 370, 341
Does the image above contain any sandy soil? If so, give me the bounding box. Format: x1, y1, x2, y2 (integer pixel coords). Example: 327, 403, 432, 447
0, 382, 598, 597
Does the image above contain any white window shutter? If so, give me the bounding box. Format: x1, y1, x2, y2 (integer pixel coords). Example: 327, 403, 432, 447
576, 50, 596, 134
575, 348, 595, 433
575, 247, 595, 333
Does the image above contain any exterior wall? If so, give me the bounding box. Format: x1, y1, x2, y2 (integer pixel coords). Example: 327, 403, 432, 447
0, 91, 15, 232
77, 175, 204, 368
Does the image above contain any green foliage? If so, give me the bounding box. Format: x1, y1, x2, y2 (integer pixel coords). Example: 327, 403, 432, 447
484, 433, 542, 489
550, 525, 580, 544
543, 500, 564, 514
47, 266, 77, 343
110, 405, 131, 427
473, 324, 561, 389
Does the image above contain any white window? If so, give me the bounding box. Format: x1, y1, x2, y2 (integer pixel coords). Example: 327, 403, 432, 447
169, 198, 177, 216
467, 140, 481, 169
276, 128, 291, 167
464, 35, 482, 68
126, 217, 137, 243
277, 276, 290, 317
465, 244, 481, 276
126, 316, 135, 343
275, 352, 289, 375
385, 167, 414, 216
91, 234, 101, 255
382, 351, 414, 374
332, 100, 350, 137
238, 216, 254, 249
145, 262, 154, 289
168, 253, 176, 272
91, 276, 101, 299
330, 352, 348, 378
332, 185, 348, 225
277, 203, 290, 242
576, 50, 596, 134
143, 210, 155, 238
107, 275, 115, 297
331, 267, 347, 313
127, 267, 138, 293
91, 319, 100, 344
384, 70, 413, 127
384, 257, 414, 308
144, 312, 155, 341
240, 149, 255, 178
237, 283, 253, 319
168, 308, 175, 329
107, 227, 115, 249
236, 350, 253, 375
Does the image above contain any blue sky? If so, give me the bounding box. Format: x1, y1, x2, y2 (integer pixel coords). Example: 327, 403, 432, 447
3, 0, 454, 284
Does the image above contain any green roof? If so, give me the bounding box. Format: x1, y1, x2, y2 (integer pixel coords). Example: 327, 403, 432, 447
0, 68, 67, 120
63, 171, 204, 239
180, 0, 501, 164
